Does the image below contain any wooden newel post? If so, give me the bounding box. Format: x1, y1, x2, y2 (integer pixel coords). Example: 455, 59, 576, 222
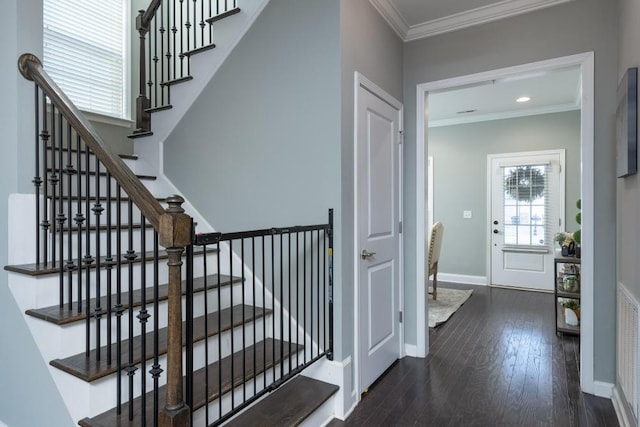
134, 9, 151, 134
159, 195, 192, 426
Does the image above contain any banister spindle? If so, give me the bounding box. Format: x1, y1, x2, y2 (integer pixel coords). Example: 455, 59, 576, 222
158, 195, 191, 426
33, 85, 42, 266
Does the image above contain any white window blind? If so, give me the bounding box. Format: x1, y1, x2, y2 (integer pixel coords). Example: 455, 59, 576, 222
43, 0, 127, 119
502, 164, 554, 248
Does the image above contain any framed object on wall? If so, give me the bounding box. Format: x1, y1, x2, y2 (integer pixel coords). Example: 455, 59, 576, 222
616, 67, 638, 178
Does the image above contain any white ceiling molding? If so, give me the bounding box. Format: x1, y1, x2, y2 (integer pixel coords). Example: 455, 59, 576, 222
428, 102, 580, 128
371, 0, 575, 42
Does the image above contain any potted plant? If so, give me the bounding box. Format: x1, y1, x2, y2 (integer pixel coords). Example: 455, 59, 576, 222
554, 231, 574, 256
563, 299, 580, 326
573, 199, 581, 258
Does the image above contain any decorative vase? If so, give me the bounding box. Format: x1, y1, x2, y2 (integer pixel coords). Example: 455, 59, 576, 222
564, 308, 579, 326
575, 246, 581, 258
562, 275, 579, 293
561, 246, 569, 257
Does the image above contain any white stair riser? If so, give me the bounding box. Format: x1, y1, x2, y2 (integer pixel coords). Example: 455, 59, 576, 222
12, 253, 221, 309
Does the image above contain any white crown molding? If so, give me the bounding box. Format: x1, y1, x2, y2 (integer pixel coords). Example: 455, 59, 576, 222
371, 0, 574, 42
369, 0, 409, 40
428, 102, 579, 128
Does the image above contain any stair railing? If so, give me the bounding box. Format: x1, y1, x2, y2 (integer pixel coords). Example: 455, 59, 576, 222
187, 210, 334, 425
18, 53, 192, 426
133, 0, 240, 134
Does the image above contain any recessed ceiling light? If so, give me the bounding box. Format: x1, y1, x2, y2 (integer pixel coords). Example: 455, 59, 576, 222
517, 96, 531, 103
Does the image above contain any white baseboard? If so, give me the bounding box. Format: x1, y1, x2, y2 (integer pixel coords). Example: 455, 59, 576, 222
404, 344, 419, 357
302, 356, 355, 420
612, 385, 633, 427
438, 273, 487, 286
593, 380, 614, 398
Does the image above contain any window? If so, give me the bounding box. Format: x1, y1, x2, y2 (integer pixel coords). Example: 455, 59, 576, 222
43, 0, 128, 119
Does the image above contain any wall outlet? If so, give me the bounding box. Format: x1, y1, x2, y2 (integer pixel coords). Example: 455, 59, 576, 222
463, 210, 472, 219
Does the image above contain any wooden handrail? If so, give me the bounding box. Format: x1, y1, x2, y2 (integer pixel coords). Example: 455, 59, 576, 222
139, 0, 162, 31
18, 53, 165, 230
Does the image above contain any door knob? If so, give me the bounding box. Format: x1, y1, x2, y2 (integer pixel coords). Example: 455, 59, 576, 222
361, 249, 376, 260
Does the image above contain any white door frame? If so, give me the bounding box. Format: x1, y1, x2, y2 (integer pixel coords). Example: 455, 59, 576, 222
353, 71, 404, 398
487, 149, 566, 290
415, 52, 596, 394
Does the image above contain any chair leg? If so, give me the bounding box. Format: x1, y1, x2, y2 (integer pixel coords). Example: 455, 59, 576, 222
432, 263, 438, 300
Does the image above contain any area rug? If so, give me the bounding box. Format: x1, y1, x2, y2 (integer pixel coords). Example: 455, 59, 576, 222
428, 287, 473, 328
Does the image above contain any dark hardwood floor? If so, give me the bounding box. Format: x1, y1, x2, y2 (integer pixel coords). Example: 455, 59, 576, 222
331, 283, 619, 427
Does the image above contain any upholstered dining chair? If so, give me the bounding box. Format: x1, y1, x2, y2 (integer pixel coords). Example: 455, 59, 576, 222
427, 221, 445, 300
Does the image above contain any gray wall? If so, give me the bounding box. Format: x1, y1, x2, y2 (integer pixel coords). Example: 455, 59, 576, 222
403, 0, 618, 383
618, 0, 640, 303
429, 111, 581, 277
339, 0, 403, 371
0, 1, 74, 426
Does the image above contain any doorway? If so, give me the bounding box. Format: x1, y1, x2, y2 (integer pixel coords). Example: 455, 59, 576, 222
414, 52, 596, 394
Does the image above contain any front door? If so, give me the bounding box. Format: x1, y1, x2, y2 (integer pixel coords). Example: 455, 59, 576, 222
489, 150, 565, 291
356, 76, 402, 392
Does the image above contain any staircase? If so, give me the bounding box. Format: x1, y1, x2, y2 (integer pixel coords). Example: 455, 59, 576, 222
6, 1, 337, 425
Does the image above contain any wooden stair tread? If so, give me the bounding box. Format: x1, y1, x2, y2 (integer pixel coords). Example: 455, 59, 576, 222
184, 43, 216, 57
161, 76, 193, 87
4, 247, 217, 276
26, 273, 242, 325
78, 338, 301, 427
45, 146, 138, 161
145, 104, 172, 113
51, 304, 271, 382
226, 376, 339, 427
46, 168, 156, 181
206, 7, 241, 24
127, 130, 153, 139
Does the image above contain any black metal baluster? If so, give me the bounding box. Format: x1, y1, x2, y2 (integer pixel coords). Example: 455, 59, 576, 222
303, 231, 307, 364
147, 19, 154, 109
171, 0, 177, 83
41, 95, 50, 266
229, 238, 234, 410
159, 1, 166, 106
316, 229, 320, 358
126, 199, 138, 420
327, 209, 334, 360
50, 104, 58, 268
208, 0, 212, 44
271, 232, 275, 383
185, 0, 191, 75
280, 233, 284, 378
199, 0, 205, 47
56, 111, 65, 309
75, 136, 83, 313
151, 231, 162, 427
83, 145, 93, 357
322, 228, 326, 352
185, 226, 194, 426
202, 242, 209, 424
295, 232, 300, 364
287, 232, 291, 373
65, 124, 76, 310
179, 0, 185, 78
105, 171, 114, 364
261, 235, 266, 391
138, 214, 148, 425
33, 86, 42, 266
115, 185, 124, 415
153, 10, 159, 108
217, 238, 222, 420
252, 236, 256, 395
241, 238, 246, 402
93, 156, 103, 361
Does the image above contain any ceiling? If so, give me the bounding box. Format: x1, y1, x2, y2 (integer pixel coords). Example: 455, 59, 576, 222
369, 0, 574, 41
427, 66, 581, 127
367, 0, 581, 126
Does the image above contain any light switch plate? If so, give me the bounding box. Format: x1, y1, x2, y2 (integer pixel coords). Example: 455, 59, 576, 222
463, 210, 472, 219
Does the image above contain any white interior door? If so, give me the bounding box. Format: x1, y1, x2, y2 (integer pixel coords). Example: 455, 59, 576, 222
489, 150, 565, 291
356, 78, 401, 392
